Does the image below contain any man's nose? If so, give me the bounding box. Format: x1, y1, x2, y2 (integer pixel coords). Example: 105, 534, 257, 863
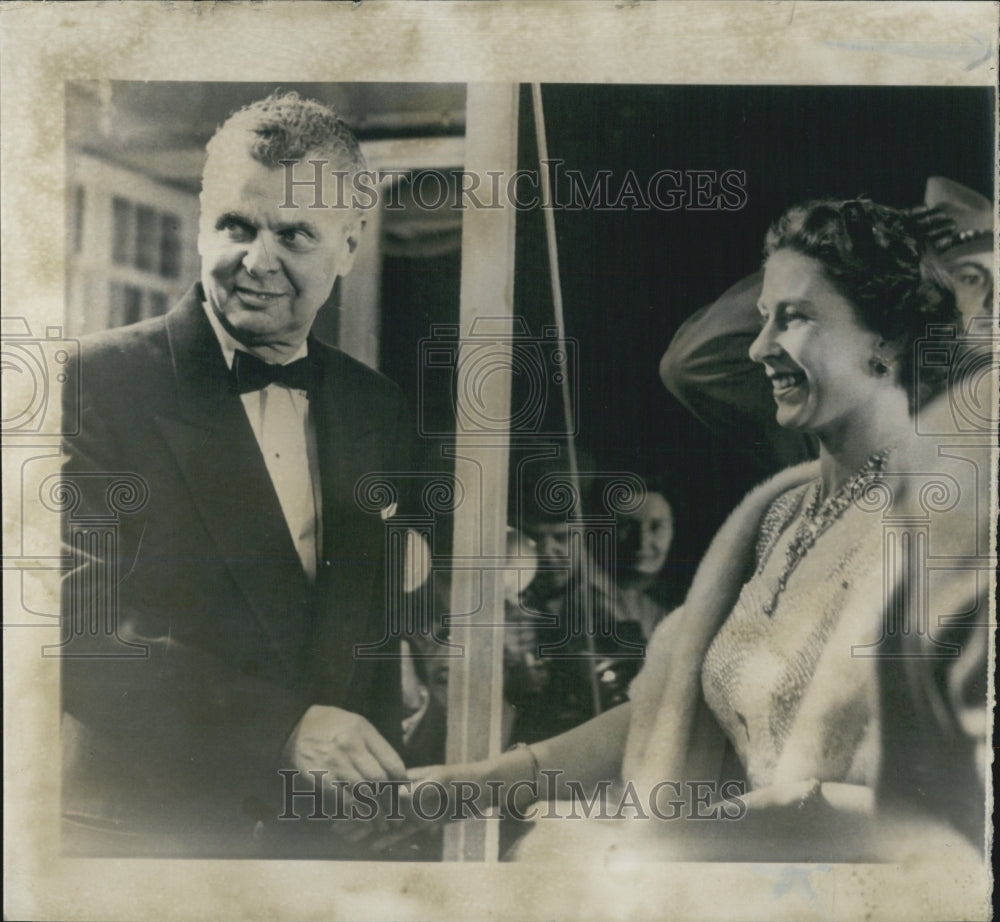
243, 233, 280, 276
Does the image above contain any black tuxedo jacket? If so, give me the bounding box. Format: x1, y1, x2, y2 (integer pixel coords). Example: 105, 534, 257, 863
61, 286, 412, 853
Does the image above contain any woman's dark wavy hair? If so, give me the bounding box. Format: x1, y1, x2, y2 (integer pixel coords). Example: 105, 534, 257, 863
763, 198, 960, 413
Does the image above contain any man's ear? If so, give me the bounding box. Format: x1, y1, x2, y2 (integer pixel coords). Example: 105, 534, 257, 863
347, 217, 367, 255
337, 217, 366, 277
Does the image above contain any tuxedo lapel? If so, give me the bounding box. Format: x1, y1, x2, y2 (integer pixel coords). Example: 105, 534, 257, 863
307, 344, 391, 706
155, 289, 313, 676
309, 342, 388, 508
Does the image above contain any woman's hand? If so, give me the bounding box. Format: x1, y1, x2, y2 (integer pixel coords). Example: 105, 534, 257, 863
363, 752, 541, 854
405, 748, 541, 820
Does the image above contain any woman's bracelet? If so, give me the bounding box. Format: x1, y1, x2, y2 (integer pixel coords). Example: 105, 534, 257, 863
509, 741, 540, 789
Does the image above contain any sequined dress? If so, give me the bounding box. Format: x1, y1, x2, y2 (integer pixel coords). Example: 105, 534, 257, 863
700, 479, 882, 790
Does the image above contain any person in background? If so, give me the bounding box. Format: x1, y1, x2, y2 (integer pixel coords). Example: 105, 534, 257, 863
611, 474, 683, 642
573, 474, 687, 717
408, 481, 685, 749
400, 528, 532, 766
914, 176, 993, 325
510, 507, 613, 740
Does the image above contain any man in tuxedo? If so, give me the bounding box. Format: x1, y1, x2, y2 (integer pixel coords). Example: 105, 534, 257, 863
60, 92, 414, 857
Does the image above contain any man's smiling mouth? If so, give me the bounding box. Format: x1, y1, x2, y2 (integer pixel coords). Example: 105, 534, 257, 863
235, 287, 289, 305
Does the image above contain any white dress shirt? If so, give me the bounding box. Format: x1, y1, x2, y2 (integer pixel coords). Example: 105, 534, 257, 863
203, 302, 322, 583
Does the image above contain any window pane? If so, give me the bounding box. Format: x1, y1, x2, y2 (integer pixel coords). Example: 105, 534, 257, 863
160, 212, 181, 278
123, 285, 143, 325
149, 290, 169, 318
108, 281, 142, 327
108, 281, 125, 327
135, 205, 159, 272
111, 197, 133, 265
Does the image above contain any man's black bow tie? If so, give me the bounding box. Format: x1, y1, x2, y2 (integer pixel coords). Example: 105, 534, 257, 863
231, 350, 322, 395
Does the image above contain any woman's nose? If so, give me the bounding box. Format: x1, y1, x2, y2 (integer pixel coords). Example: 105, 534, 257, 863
748, 319, 778, 364
641, 524, 670, 556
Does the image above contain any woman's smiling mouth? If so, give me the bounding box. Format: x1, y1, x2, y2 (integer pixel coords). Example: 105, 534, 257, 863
767, 369, 807, 397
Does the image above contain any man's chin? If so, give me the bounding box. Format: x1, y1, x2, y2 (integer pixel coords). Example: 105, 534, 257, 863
215, 302, 284, 344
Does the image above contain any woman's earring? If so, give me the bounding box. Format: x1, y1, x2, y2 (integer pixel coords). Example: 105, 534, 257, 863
870, 355, 891, 377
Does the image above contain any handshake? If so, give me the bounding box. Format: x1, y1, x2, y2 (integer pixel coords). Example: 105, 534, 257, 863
280, 706, 539, 852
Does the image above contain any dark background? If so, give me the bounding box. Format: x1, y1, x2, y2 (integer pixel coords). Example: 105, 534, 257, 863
382, 83, 994, 577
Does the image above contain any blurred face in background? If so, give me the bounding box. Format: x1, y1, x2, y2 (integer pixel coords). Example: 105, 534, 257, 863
502, 527, 538, 605
616, 490, 674, 578
522, 521, 571, 595
946, 257, 993, 323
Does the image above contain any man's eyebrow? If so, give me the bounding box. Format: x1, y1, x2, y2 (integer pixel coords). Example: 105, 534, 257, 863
214, 211, 253, 230
213, 213, 319, 237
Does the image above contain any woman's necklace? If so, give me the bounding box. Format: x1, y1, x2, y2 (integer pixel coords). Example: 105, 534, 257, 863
759, 447, 892, 617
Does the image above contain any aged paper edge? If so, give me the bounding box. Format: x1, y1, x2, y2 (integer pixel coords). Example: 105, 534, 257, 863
1, 2, 996, 920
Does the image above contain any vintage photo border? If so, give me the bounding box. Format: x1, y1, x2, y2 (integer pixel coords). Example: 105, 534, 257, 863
2, 2, 996, 920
